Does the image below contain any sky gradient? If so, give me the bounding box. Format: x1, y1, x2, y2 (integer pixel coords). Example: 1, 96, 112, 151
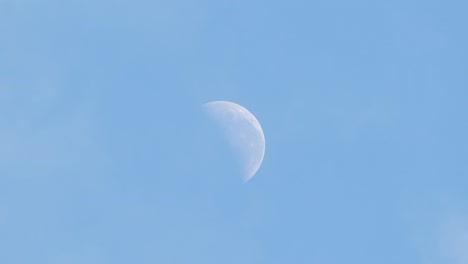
1, 0, 468, 263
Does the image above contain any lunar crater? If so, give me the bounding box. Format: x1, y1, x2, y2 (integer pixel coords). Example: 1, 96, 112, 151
203, 101, 265, 182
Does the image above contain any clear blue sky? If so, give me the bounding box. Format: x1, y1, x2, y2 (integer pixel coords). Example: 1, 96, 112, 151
1, 0, 467, 263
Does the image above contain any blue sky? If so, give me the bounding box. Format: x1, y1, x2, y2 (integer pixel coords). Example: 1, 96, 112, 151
1, 0, 467, 263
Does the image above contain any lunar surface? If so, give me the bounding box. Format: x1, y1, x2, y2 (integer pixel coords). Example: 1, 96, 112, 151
203, 101, 265, 182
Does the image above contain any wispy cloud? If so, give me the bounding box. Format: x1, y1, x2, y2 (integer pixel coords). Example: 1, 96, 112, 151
407, 196, 468, 264
437, 208, 468, 264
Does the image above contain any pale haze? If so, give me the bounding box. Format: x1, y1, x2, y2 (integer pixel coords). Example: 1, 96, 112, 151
1, 0, 468, 263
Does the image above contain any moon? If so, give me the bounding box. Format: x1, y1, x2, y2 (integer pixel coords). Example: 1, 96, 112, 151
203, 101, 265, 182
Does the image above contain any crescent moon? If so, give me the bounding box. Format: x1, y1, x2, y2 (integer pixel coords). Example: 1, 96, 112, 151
203, 101, 265, 182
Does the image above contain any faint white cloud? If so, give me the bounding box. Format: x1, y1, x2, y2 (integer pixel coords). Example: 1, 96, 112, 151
407, 195, 468, 264
437, 209, 468, 264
